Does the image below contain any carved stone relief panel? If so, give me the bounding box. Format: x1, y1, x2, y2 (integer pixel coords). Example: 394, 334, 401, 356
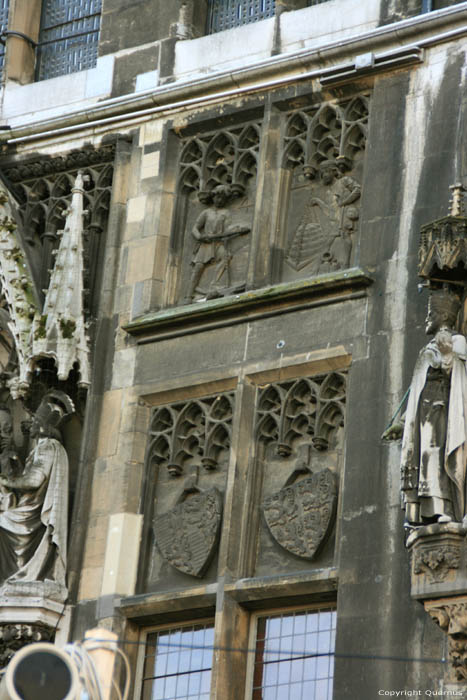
175, 123, 261, 304
254, 372, 346, 576
3, 145, 115, 316
141, 392, 235, 590
280, 96, 369, 282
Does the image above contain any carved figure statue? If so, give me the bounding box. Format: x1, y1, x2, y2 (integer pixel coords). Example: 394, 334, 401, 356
401, 288, 467, 526
317, 161, 361, 273
286, 160, 361, 274
0, 391, 73, 586
185, 185, 250, 302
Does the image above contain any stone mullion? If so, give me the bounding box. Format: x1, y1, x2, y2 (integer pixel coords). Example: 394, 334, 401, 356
209, 592, 251, 700
246, 102, 283, 290
207, 376, 257, 699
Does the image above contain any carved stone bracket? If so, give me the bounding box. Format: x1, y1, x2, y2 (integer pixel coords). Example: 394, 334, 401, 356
407, 523, 467, 598
0, 581, 67, 669
0, 624, 54, 669
425, 596, 467, 682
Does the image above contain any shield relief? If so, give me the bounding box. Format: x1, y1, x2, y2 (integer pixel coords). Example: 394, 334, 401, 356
153, 488, 223, 577
262, 468, 337, 560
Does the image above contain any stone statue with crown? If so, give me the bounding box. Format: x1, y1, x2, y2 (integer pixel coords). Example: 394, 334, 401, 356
401, 286, 467, 526
0, 390, 74, 590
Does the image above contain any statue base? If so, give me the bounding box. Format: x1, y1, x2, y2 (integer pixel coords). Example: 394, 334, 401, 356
406, 522, 467, 599
0, 581, 69, 668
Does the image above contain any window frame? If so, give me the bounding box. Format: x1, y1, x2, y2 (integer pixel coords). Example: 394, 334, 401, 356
244, 603, 337, 700
35, 0, 102, 82
134, 617, 216, 700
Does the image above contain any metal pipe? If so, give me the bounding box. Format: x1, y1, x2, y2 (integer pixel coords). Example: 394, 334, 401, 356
2, 4, 467, 146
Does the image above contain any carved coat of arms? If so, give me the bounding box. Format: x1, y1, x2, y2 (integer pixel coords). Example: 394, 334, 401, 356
153, 488, 223, 577
262, 469, 337, 560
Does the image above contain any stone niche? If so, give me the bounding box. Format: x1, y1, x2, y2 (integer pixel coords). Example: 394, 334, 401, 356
278, 95, 369, 284
173, 120, 261, 305
139, 391, 235, 592
253, 371, 346, 577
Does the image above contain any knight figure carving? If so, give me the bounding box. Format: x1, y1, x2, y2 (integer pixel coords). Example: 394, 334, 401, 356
0, 390, 73, 588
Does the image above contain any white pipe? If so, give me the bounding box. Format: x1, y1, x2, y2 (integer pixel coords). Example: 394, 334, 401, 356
3, 5, 467, 146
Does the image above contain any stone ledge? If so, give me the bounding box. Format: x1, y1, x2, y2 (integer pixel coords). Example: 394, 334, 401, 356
119, 583, 217, 624
124, 268, 373, 342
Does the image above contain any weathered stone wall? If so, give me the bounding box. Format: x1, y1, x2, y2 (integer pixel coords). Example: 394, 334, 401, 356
65, 28, 467, 695
2, 1, 467, 696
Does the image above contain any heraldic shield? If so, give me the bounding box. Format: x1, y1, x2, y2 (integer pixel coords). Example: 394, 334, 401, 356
153, 488, 223, 577
262, 469, 337, 560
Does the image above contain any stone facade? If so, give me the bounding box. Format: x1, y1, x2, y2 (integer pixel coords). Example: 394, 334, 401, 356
1, 0, 467, 697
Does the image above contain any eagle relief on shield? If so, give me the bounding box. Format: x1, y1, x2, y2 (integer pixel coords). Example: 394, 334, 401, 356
262, 468, 337, 560
153, 488, 223, 577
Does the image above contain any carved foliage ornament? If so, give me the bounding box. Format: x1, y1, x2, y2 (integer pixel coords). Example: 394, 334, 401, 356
413, 544, 461, 584
426, 599, 467, 681
256, 372, 346, 560
283, 96, 368, 277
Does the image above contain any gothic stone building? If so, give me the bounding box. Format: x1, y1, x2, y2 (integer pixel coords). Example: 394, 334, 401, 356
0, 0, 467, 698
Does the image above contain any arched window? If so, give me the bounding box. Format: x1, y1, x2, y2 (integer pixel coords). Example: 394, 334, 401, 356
36, 0, 101, 81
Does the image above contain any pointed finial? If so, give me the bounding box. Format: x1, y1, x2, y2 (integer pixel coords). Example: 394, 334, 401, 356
449, 183, 466, 217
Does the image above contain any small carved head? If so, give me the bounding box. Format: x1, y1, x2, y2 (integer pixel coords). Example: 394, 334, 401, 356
320, 160, 338, 186
425, 287, 461, 335
212, 185, 231, 208
32, 390, 75, 441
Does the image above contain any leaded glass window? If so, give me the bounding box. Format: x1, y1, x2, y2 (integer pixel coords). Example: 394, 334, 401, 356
36, 0, 101, 81
0, 0, 9, 82
207, 0, 276, 34
140, 622, 214, 700
252, 608, 336, 700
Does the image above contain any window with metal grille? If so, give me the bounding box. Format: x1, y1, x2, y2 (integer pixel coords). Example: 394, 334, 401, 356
139, 621, 214, 700
207, 0, 276, 34
36, 0, 101, 82
0, 0, 9, 82
251, 608, 336, 700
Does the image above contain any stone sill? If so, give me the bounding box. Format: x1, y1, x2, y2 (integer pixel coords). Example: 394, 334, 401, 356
124, 268, 373, 343
225, 568, 338, 607
119, 569, 337, 622
119, 584, 217, 624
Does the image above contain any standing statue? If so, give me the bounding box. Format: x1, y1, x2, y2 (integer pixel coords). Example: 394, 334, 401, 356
400, 288, 467, 526
185, 185, 250, 303
0, 391, 74, 587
